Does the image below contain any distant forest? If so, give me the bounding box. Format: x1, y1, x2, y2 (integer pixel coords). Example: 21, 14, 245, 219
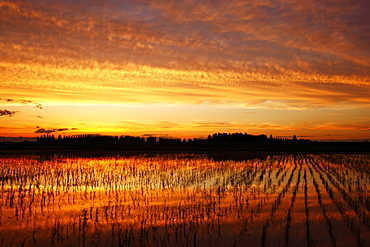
2, 132, 369, 152
36, 132, 308, 144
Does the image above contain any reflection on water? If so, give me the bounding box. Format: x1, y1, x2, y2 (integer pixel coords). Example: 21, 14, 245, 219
0, 153, 369, 246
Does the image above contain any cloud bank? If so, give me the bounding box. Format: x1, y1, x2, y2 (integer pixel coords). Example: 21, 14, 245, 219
1, 0, 369, 109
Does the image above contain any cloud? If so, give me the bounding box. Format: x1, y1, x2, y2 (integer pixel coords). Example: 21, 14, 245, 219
193, 121, 298, 130
35, 128, 57, 134
142, 134, 155, 137
116, 120, 300, 132
0, 98, 42, 109
0, 109, 18, 117
140, 133, 176, 139
57, 128, 68, 131
3, 98, 14, 102
117, 120, 180, 131
312, 124, 370, 131
34, 127, 78, 134
1, 0, 369, 98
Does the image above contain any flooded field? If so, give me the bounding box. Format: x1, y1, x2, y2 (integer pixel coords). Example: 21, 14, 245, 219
0, 153, 369, 246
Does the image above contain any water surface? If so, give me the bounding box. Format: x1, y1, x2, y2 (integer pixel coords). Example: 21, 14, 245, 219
0, 153, 369, 246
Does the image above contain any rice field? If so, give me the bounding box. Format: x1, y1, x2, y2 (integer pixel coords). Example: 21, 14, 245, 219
0, 153, 369, 247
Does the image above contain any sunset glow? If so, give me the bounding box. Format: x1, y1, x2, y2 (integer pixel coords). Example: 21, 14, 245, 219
1, 0, 369, 141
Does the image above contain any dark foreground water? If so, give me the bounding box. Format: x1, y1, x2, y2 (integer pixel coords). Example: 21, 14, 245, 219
0, 153, 369, 246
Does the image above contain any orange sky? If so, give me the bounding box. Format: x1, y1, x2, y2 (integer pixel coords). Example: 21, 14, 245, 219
1, 0, 369, 141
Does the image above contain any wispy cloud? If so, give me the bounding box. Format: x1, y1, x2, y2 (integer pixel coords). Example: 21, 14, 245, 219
0, 98, 42, 109
193, 121, 299, 130
312, 124, 370, 131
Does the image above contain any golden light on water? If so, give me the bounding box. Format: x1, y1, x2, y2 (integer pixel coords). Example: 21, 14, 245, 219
0, 154, 369, 246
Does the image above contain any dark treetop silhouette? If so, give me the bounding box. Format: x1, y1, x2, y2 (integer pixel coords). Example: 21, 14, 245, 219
1, 132, 369, 152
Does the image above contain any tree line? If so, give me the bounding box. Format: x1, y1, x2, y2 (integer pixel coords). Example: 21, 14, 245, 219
37, 132, 309, 144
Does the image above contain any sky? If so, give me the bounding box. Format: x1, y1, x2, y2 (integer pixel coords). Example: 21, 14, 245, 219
1, 0, 370, 141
